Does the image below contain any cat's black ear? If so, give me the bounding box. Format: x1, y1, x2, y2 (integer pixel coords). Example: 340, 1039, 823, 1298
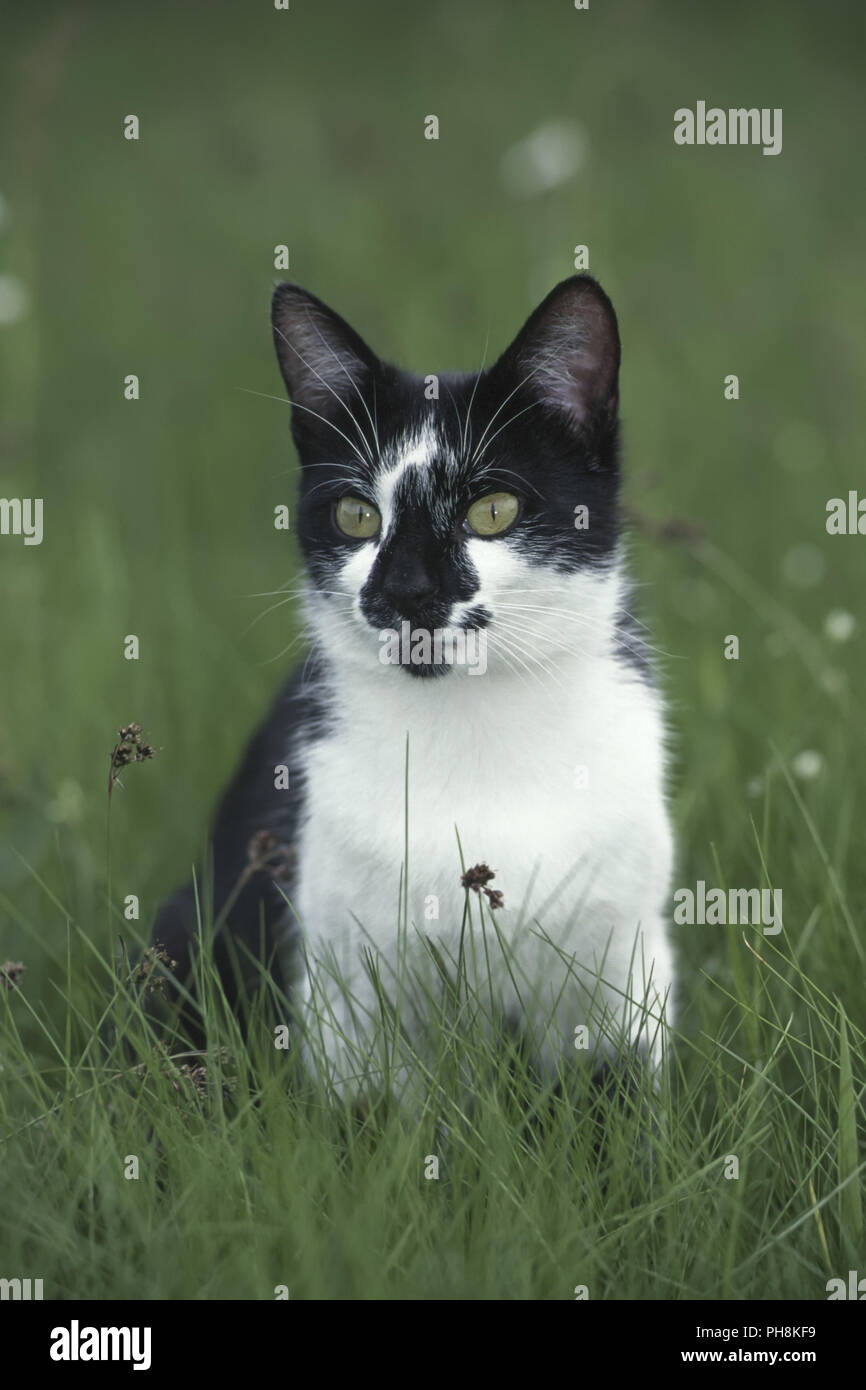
495, 276, 620, 429
271, 283, 380, 417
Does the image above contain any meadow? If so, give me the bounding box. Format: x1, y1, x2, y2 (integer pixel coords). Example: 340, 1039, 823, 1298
0, 0, 863, 1299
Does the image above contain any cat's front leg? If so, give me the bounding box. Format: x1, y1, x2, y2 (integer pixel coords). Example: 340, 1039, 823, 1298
293, 950, 417, 1104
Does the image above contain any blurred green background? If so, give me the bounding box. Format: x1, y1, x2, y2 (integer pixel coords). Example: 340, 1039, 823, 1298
0, 0, 864, 1015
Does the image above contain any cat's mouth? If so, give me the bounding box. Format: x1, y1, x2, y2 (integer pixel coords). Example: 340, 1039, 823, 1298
371, 610, 491, 679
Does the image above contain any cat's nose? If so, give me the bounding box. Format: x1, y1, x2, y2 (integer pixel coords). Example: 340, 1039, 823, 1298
383, 577, 439, 617
380, 550, 439, 616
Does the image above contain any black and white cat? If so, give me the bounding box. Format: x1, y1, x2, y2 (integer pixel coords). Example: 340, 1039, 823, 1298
153, 275, 675, 1095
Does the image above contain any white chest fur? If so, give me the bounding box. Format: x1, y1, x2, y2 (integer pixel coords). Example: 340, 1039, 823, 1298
291, 640, 675, 1092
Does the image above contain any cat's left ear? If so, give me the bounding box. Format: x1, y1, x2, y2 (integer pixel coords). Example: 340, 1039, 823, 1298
271, 283, 381, 419
493, 275, 620, 430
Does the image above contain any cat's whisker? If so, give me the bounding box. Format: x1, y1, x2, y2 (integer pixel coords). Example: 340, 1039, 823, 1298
468, 365, 542, 466
495, 601, 675, 661
505, 619, 645, 665
496, 601, 614, 626
472, 399, 541, 468
372, 379, 379, 454
261, 631, 310, 666
497, 587, 654, 633
309, 603, 364, 630
499, 613, 593, 659
489, 619, 561, 683
241, 580, 321, 635
497, 614, 653, 667
493, 637, 560, 691
242, 594, 296, 636
299, 461, 362, 471
302, 307, 381, 463
483, 629, 542, 688
237, 386, 372, 473
496, 601, 616, 627
248, 583, 355, 608
470, 465, 545, 501
266, 606, 362, 668
492, 622, 581, 686
480, 632, 535, 692
460, 329, 490, 461
496, 601, 620, 653
441, 379, 467, 446
297, 462, 379, 503
275, 318, 375, 465
302, 604, 357, 629
303, 473, 370, 502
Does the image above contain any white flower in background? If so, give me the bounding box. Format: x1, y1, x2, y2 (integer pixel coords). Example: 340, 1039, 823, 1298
791, 750, 823, 781
820, 668, 846, 696
782, 543, 825, 588
46, 779, 85, 825
500, 120, 587, 197
746, 776, 764, 798
0, 274, 28, 326
824, 609, 855, 642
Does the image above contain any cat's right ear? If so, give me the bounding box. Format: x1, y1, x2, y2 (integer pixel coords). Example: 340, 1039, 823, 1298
493, 275, 620, 433
271, 283, 380, 420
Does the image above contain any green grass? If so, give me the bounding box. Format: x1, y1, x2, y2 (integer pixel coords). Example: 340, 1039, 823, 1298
0, 862, 864, 1300
1, 0, 864, 1299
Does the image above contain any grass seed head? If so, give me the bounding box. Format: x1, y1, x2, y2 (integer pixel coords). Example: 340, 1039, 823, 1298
246, 829, 296, 881
461, 864, 505, 909
0, 960, 25, 989
108, 721, 156, 797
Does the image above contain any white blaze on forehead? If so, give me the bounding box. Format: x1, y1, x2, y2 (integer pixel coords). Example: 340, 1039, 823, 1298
375, 422, 441, 534
398, 427, 439, 469
327, 424, 446, 606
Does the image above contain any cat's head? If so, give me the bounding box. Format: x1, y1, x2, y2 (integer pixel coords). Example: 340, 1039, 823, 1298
271, 276, 630, 681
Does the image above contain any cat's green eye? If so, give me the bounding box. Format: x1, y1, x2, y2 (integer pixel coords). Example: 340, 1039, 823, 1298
464, 491, 520, 537
334, 496, 381, 539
